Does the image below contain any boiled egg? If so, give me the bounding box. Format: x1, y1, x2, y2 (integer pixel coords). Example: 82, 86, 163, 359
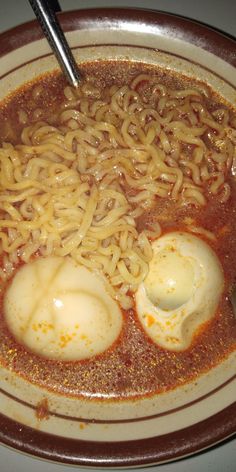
135, 232, 224, 351
4, 256, 123, 360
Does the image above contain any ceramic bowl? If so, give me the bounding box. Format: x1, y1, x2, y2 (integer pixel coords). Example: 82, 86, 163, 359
0, 8, 235, 468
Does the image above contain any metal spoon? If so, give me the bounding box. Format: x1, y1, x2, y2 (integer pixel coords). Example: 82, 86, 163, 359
28, 0, 82, 87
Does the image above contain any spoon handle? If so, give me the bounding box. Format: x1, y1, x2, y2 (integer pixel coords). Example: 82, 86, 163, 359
28, 0, 81, 87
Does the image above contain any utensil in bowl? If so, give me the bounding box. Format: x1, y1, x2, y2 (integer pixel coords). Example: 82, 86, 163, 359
28, 0, 81, 87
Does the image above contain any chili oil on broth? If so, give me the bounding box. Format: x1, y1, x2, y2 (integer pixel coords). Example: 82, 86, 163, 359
0, 61, 235, 400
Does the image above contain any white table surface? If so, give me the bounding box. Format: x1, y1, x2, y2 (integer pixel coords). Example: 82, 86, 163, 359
0, 1, 235, 471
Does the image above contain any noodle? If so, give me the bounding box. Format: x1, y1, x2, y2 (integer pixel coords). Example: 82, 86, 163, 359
0, 65, 235, 308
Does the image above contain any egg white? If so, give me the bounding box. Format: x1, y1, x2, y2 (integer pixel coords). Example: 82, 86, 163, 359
135, 232, 224, 351
4, 256, 123, 360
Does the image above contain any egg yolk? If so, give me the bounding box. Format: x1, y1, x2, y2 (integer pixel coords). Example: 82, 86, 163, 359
144, 249, 195, 310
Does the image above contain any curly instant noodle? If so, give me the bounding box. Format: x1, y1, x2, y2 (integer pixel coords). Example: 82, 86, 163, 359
0, 66, 235, 309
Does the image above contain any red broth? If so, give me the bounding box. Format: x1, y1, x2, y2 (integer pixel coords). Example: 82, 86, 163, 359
0, 62, 235, 400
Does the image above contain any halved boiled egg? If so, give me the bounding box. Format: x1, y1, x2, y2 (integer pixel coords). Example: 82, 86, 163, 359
4, 256, 123, 360
135, 232, 224, 351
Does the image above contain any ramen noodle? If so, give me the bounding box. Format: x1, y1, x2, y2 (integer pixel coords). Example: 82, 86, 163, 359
0, 63, 235, 310
0, 62, 235, 397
